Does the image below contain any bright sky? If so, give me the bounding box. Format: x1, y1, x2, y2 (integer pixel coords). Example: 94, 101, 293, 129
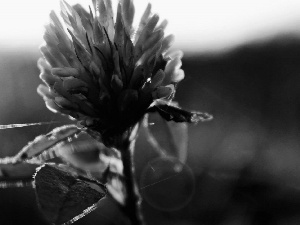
1, 0, 300, 53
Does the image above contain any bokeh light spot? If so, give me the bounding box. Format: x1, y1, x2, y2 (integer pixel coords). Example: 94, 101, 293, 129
140, 157, 195, 211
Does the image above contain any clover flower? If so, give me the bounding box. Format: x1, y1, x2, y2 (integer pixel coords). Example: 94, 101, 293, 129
0, 1, 214, 224
37, 0, 184, 146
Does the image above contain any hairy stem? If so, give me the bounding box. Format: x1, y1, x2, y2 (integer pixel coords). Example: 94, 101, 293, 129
120, 131, 144, 225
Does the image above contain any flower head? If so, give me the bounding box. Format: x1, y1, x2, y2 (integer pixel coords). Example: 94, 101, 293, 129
37, 0, 184, 146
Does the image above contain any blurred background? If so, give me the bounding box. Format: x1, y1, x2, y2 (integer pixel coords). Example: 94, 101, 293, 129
1, 0, 300, 224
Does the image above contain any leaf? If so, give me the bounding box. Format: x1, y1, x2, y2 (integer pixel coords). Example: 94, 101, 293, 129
0, 180, 33, 188
101, 153, 125, 206
56, 132, 116, 180
29, 130, 121, 182
166, 121, 188, 164
145, 101, 212, 163
15, 125, 81, 162
141, 114, 167, 156
0, 161, 39, 188
152, 100, 213, 123
106, 175, 126, 206
0, 162, 39, 181
142, 113, 188, 163
103, 163, 126, 206
34, 164, 106, 225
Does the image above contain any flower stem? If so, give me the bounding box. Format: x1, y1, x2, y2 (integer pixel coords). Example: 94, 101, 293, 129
120, 133, 144, 225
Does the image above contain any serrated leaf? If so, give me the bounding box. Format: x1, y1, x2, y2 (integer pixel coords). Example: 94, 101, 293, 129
34, 164, 106, 225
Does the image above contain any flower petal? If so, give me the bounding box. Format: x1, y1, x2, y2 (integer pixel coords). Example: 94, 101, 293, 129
37, 84, 57, 100
152, 84, 174, 100
134, 3, 152, 44
51, 67, 80, 77
121, 0, 135, 35
54, 96, 79, 110
150, 69, 165, 89
135, 14, 160, 60
164, 57, 183, 84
